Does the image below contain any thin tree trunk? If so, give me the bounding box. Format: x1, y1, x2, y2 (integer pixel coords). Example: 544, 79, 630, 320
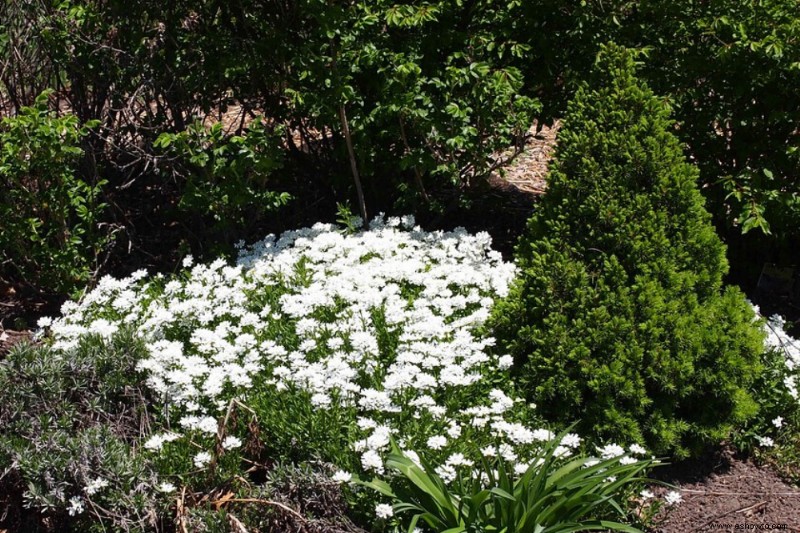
399, 115, 430, 204
338, 103, 368, 227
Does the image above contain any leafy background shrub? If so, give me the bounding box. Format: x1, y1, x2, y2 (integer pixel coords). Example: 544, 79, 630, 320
0, 91, 111, 296
502, 0, 800, 282
3, 0, 798, 302
153, 119, 290, 248
492, 44, 766, 459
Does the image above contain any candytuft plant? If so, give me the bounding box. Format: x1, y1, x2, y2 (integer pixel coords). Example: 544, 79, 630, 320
492, 43, 766, 459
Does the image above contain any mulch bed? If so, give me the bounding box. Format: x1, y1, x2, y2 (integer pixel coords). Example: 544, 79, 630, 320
649, 449, 800, 532
0, 329, 31, 357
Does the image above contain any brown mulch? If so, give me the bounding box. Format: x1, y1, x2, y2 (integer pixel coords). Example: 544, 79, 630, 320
489, 119, 559, 196
649, 450, 800, 532
0, 329, 31, 357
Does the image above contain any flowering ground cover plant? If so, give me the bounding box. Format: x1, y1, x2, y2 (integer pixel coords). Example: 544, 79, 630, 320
735, 308, 800, 480
0, 214, 672, 531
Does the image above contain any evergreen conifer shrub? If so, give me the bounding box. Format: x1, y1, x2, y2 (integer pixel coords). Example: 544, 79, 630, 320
492, 44, 766, 459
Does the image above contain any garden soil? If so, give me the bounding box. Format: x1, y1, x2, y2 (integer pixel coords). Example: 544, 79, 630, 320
649, 449, 800, 532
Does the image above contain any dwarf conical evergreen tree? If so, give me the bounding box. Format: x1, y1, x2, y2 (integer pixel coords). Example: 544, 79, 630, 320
492, 44, 765, 458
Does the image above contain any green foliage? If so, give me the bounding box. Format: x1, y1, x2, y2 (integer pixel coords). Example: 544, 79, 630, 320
274, 0, 540, 210
732, 316, 800, 480
1, 0, 541, 230
505, 0, 800, 238
492, 44, 766, 459
0, 330, 356, 532
359, 431, 658, 533
0, 91, 111, 294
3, 0, 798, 249
639, 0, 800, 237
154, 119, 290, 232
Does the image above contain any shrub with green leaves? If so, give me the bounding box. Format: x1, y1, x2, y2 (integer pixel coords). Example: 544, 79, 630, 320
505, 0, 800, 239
0, 90, 111, 295
492, 44, 766, 459
732, 311, 800, 479
154, 119, 290, 244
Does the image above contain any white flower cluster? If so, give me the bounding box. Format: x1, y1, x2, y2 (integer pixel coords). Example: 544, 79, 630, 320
84, 477, 109, 496
67, 495, 84, 516
42, 215, 636, 513
761, 311, 800, 399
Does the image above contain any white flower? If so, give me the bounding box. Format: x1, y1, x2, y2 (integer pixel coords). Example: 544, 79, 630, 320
42, 217, 576, 501
366, 425, 393, 450
67, 496, 85, 516
375, 503, 394, 519
597, 443, 625, 459
446, 452, 473, 467
222, 436, 242, 450
357, 417, 377, 430
488, 389, 514, 413
498, 443, 517, 462
332, 470, 352, 484
400, 214, 415, 228
88, 318, 118, 339
311, 393, 331, 408
158, 482, 177, 493
427, 435, 447, 450
531, 428, 554, 442
514, 462, 530, 476
144, 432, 181, 452
628, 444, 648, 456
664, 490, 683, 505
435, 463, 457, 484
193, 451, 212, 468
757, 435, 775, 447
37, 316, 53, 328
197, 416, 219, 434
84, 477, 109, 496
772, 416, 784, 428
497, 354, 514, 369
446, 422, 462, 439
183, 255, 194, 268
554, 445, 573, 458
619, 456, 638, 465
403, 450, 422, 467
640, 489, 654, 500
361, 449, 384, 473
